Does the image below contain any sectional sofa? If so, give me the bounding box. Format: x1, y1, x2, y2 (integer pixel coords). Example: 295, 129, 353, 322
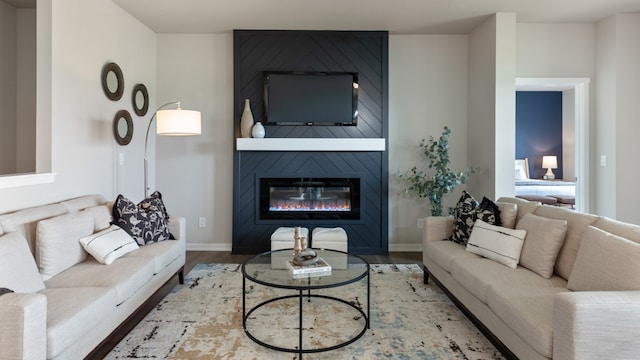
0, 195, 185, 359
423, 196, 640, 360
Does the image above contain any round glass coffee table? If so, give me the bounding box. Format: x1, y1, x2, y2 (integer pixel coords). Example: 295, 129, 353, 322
241, 248, 370, 359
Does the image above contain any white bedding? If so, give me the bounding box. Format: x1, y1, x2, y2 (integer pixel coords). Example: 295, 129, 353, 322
515, 179, 575, 197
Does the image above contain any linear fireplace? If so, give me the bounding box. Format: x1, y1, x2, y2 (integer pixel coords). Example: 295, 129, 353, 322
259, 177, 361, 220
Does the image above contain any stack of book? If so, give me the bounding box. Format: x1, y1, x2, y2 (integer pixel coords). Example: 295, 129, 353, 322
287, 257, 332, 279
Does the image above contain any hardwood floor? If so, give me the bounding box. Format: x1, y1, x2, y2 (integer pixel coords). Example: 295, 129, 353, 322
185, 251, 423, 275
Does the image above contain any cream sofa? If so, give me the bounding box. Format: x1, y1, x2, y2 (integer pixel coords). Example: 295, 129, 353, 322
0, 195, 186, 360
423, 196, 640, 360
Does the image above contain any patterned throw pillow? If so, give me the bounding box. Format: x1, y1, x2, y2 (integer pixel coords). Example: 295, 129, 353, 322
0, 288, 14, 296
449, 191, 479, 245
112, 191, 171, 246
449, 192, 502, 245
476, 196, 502, 227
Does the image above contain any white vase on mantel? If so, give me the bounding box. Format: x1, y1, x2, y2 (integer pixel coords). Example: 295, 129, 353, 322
252, 121, 265, 138
240, 99, 254, 138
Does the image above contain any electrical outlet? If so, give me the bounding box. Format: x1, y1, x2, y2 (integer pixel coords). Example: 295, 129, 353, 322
198, 217, 206, 228
417, 218, 424, 229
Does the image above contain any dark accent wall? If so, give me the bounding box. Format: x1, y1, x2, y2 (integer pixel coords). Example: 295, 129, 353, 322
516, 91, 563, 179
233, 30, 389, 255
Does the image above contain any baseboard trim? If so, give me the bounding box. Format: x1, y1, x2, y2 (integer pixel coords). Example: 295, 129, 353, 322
186, 243, 233, 251
388, 243, 422, 252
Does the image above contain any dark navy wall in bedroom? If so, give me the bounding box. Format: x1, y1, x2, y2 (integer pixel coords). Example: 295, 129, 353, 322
516, 91, 563, 180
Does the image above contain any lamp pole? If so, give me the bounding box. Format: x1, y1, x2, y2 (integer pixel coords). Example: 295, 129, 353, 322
144, 101, 181, 198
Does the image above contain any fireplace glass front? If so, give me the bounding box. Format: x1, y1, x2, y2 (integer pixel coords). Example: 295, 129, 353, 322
259, 177, 360, 220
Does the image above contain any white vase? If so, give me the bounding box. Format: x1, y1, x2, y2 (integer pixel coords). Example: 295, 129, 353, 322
252, 122, 265, 138
240, 99, 254, 138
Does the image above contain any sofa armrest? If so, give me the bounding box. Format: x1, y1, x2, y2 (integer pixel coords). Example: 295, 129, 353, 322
554, 291, 640, 360
0, 292, 47, 360
168, 216, 186, 243
422, 216, 453, 244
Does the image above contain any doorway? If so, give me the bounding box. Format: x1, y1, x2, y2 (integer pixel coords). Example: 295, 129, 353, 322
515, 78, 590, 213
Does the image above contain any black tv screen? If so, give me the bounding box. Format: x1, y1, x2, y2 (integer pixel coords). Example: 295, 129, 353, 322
263, 72, 358, 126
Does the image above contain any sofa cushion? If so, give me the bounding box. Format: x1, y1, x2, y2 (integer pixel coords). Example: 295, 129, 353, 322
36, 212, 94, 281
0, 203, 68, 255
593, 217, 640, 244
533, 205, 599, 280
568, 226, 640, 291
450, 257, 567, 303
112, 192, 171, 246
60, 195, 106, 212
123, 238, 184, 274
0, 232, 45, 293
466, 220, 526, 269
79, 225, 139, 265
496, 197, 541, 224
41, 287, 116, 359
425, 240, 478, 273
487, 285, 569, 358
80, 204, 112, 232
496, 201, 518, 229
44, 256, 155, 305
516, 213, 568, 278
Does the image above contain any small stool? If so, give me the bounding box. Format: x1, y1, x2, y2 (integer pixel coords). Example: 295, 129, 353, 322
516, 195, 558, 206
271, 227, 309, 269
312, 227, 348, 269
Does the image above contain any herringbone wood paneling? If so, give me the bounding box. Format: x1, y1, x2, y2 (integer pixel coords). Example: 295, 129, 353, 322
233, 30, 388, 254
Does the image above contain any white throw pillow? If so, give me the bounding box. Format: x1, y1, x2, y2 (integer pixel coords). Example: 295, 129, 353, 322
79, 225, 139, 265
568, 226, 640, 291
37, 212, 94, 280
0, 232, 45, 293
466, 219, 527, 269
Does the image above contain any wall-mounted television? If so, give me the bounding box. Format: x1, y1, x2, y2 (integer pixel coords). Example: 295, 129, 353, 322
263, 71, 358, 126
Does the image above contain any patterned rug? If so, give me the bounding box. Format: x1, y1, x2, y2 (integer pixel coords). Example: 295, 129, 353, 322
105, 264, 504, 359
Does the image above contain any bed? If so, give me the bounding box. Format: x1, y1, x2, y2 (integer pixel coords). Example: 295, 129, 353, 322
515, 158, 575, 197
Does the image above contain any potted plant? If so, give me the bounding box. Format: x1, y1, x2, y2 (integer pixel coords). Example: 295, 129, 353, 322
398, 126, 472, 216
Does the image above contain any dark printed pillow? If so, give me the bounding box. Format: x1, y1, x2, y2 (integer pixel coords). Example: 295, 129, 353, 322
112, 191, 171, 245
0, 288, 14, 296
476, 197, 502, 227
449, 191, 479, 245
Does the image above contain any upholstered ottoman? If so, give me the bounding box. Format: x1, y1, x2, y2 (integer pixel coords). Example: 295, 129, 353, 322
312, 227, 348, 269
271, 227, 309, 269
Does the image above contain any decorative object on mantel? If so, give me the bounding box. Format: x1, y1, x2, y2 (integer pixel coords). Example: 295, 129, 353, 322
251, 121, 265, 138
398, 126, 475, 216
113, 110, 133, 146
143, 101, 201, 197
101, 62, 124, 101
240, 99, 254, 138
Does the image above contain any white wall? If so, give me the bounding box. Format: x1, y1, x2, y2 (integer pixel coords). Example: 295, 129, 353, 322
0, 1, 17, 174
467, 16, 497, 198
388, 34, 469, 251
16, 8, 36, 173
597, 14, 640, 224
0, 0, 156, 213
156, 34, 234, 250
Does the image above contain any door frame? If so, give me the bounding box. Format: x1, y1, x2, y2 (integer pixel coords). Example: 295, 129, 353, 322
516, 77, 590, 213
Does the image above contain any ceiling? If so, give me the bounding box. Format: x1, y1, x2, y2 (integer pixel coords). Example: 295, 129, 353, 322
112, 0, 640, 34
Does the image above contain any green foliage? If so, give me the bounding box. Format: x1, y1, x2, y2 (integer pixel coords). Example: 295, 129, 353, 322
398, 126, 471, 216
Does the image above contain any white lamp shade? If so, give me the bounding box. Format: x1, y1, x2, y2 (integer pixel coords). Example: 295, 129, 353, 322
156, 109, 201, 135
542, 155, 558, 169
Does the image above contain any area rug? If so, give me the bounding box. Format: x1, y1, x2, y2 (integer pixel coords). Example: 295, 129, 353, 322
105, 264, 504, 359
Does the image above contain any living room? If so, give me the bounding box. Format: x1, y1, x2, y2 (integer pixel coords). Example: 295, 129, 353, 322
2, 0, 639, 255
2, 1, 640, 359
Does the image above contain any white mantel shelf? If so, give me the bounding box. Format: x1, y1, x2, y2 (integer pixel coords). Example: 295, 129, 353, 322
236, 138, 386, 152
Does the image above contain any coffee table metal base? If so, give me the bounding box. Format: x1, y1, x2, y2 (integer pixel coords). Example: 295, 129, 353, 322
242, 278, 369, 358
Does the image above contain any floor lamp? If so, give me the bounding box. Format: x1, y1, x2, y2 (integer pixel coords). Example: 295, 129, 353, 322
144, 101, 201, 198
